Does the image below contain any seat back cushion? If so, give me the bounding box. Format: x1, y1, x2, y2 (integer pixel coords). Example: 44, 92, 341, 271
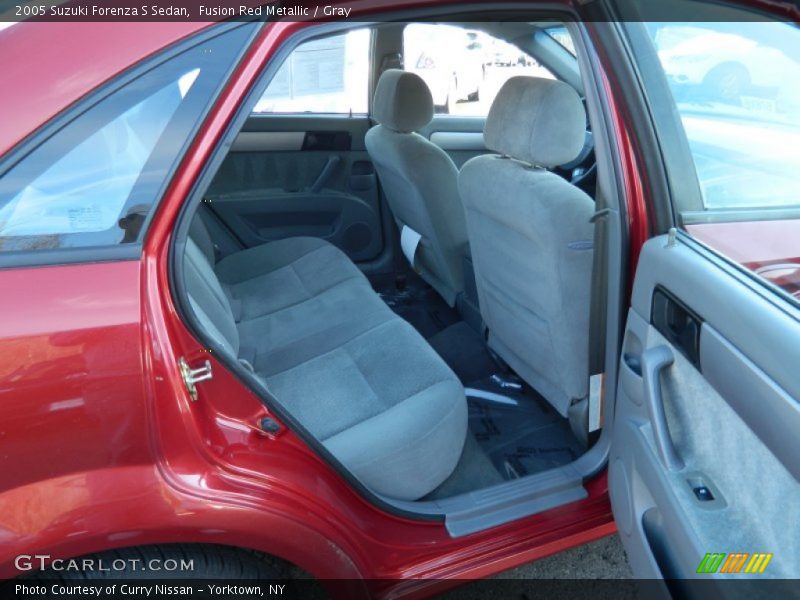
365, 127, 467, 306
183, 236, 240, 358
458, 76, 594, 416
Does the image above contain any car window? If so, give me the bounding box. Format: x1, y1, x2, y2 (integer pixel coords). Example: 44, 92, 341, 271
402, 24, 556, 116
628, 16, 800, 303
252, 29, 371, 115
648, 21, 800, 211
545, 26, 576, 56
0, 26, 253, 254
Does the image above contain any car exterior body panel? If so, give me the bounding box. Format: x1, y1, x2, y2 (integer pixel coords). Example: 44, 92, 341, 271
0, 11, 619, 590
0, 21, 209, 156
3, 0, 794, 591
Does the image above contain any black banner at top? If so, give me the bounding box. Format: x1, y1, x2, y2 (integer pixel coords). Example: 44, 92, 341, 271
2, 0, 799, 22
4, 0, 346, 22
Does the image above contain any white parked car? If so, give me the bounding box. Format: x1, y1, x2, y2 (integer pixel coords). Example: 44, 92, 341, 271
657, 23, 800, 113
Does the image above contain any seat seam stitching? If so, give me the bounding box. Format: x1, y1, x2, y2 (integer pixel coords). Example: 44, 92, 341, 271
235, 274, 367, 322
255, 317, 397, 377
322, 363, 458, 442
322, 380, 462, 457
216, 244, 334, 283
327, 343, 384, 438
289, 261, 311, 300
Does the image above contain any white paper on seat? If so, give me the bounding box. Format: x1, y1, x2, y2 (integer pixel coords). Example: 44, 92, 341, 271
401, 225, 422, 271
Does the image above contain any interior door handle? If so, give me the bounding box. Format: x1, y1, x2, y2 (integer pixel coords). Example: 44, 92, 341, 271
641, 345, 684, 472
310, 155, 341, 193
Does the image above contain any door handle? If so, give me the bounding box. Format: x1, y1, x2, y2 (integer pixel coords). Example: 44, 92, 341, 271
310, 155, 341, 193
641, 345, 684, 472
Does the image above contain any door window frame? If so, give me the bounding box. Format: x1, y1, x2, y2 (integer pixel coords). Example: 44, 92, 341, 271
613, 12, 800, 311
0, 22, 258, 270
167, 10, 632, 528
249, 27, 375, 117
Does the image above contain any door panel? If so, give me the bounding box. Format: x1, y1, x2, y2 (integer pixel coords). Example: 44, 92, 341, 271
0, 261, 150, 493
611, 235, 800, 582
206, 115, 383, 263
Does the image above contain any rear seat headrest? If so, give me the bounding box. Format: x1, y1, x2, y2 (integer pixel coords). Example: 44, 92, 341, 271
373, 69, 434, 133
483, 76, 586, 168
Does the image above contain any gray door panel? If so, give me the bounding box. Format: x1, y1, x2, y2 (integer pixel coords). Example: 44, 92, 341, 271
206, 115, 384, 263
611, 234, 800, 582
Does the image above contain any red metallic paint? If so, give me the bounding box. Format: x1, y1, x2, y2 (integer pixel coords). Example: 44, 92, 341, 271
0, 21, 209, 157
591, 63, 649, 289
0, 4, 640, 595
687, 220, 800, 299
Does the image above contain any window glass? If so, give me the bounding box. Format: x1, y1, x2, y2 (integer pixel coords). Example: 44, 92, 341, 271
253, 29, 371, 114
0, 25, 253, 253
647, 21, 800, 210
545, 26, 576, 56
629, 15, 800, 303
403, 24, 556, 116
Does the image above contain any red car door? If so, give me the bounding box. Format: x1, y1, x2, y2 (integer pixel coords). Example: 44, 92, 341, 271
0, 23, 256, 566
595, 0, 800, 584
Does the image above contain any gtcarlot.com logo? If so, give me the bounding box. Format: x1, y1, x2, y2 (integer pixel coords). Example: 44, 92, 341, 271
15, 554, 195, 573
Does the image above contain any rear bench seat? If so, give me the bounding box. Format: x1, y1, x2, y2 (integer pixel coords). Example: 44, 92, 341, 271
184, 218, 467, 501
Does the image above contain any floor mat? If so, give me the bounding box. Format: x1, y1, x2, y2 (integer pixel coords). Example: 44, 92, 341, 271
428, 322, 497, 383
468, 385, 585, 480
375, 277, 460, 339
424, 431, 505, 500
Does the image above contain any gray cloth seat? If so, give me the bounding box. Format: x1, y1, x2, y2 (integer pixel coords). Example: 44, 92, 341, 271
365, 69, 469, 306
183, 223, 467, 500
458, 76, 595, 417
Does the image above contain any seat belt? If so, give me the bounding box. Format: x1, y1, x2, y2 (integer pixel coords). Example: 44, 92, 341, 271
586, 202, 610, 437
568, 201, 610, 448
588, 206, 610, 376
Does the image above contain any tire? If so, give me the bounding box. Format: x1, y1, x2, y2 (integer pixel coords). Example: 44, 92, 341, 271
28, 544, 283, 581
703, 62, 750, 104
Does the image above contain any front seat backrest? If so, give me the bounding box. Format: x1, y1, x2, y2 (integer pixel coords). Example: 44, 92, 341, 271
458, 76, 594, 416
365, 69, 468, 306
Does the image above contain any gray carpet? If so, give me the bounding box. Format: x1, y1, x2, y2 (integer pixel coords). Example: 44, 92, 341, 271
428, 321, 497, 383
424, 431, 505, 500
375, 282, 583, 498
468, 386, 585, 479
377, 281, 460, 339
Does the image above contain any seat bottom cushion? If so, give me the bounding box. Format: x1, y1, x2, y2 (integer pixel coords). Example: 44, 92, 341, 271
209, 235, 467, 500
265, 318, 467, 501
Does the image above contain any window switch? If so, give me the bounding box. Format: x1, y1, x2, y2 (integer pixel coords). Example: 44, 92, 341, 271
693, 485, 714, 502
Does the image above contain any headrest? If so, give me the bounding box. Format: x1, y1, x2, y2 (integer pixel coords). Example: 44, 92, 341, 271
373, 69, 434, 133
483, 76, 586, 168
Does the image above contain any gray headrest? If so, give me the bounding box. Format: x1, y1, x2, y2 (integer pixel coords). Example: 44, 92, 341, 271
483, 76, 585, 168
373, 69, 434, 133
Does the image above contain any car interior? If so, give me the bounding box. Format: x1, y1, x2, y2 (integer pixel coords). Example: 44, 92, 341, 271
175, 17, 612, 534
